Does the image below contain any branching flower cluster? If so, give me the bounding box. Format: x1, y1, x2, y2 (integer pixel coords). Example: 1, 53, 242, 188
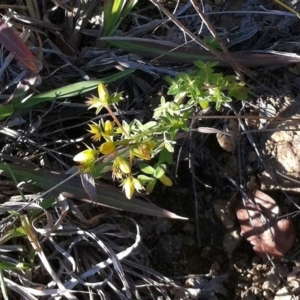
74, 61, 248, 199
74, 83, 174, 199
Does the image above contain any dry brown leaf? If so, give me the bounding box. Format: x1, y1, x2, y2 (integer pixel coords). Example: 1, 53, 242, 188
236, 190, 295, 259
216, 119, 238, 152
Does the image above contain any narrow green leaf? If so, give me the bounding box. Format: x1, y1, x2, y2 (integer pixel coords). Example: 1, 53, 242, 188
138, 174, 152, 184
102, 36, 300, 67
0, 269, 8, 300
0, 104, 14, 121
146, 179, 156, 194
14, 69, 134, 109
0, 228, 26, 245
0, 163, 187, 219
40, 196, 56, 210
103, 0, 137, 37
0, 262, 29, 270
139, 163, 155, 175
143, 121, 157, 130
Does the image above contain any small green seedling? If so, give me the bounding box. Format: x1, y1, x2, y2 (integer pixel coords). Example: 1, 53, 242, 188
166, 60, 248, 110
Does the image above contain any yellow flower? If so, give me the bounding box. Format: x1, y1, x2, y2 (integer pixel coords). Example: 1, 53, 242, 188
85, 83, 110, 115
132, 146, 151, 160
112, 157, 131, 180
73, 149, 98, 164
103, 120, 114, 136
114, 157, 130, 174
98, 83, 110, 105
99, 141, 115, 155
121, 176, 144, 199
132, 141, 156, 160
87, 120, 115, 142
88, 123, 102, 141
73, 149, 98, 173
85, 95, 104, 115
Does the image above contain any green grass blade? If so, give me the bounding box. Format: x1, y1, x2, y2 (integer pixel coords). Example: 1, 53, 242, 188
13, 69, 134, 109
0, 228, 26, 245
0, 163, 187, 219
103, 0, 114, 36
103, 0, 124, 36
120, 0, 138, 20
0, 269, 8, 300
0, 104, 14, 121
103, 36, 300, 67
103, 0, 137, 37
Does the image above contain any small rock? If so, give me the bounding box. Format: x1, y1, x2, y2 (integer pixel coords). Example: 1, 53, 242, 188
274, 287, 293, 300
223, 229, 242, 257
262, 269, 281, 293
287, 266, 300, 293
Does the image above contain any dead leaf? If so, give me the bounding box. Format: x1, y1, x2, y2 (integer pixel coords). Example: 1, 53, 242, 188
0, 18, 42, 72
216, 119, 238, 152
236, 190, 295, 259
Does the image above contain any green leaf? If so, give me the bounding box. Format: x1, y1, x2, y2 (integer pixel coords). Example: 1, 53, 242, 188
146, 178, 156, 194
142, 121, 157, 130
0, 269, 8, 300
164, 140, 174, 153
103, 0, 138, 37
40, 196, 56, 210
0, 228, 26, 244
0, 262, 29, 270
229, 83, 248, 100
0, 104, 14, 121
203, 36, 221, 50
159, 174, 173, 187
14, 69, 134, 109
139, 163, 155, 175
154, 164, 166, 179
138, 174, 152, 184
158, 148, 173, 164
0, 162, 187, 219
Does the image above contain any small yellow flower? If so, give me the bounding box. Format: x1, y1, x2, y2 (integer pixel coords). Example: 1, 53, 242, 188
121, 176, 144, 199
99, 141, 115, 155
85, 95, 104, 115
132, 177, 144, 193
74, 149, 98, 164
98, 83, 110, 105
112, 157, 131, 180
74, 149, 98, 173
88, 123, 102, 141
132, 141, 156, 160
132, 145, 151, 160
114, 157, 131, 174
87, 120, 115, 142
103, 120, 114, 136
85, 83, 110, 115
